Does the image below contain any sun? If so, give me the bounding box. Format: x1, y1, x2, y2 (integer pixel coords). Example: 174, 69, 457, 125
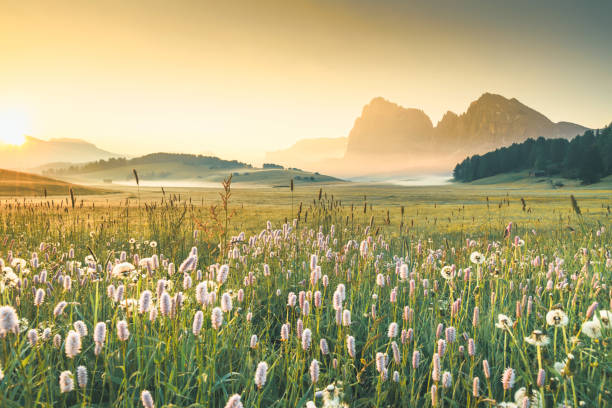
0, 110, 28, 146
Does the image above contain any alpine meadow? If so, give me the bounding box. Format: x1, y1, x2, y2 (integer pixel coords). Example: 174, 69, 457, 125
0, 1, 611, 407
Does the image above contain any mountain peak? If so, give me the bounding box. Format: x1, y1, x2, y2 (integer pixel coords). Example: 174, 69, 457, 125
343, 92, 589, 171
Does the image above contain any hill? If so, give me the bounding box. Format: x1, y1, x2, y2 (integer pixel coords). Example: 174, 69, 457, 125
43, 153, 344, 186
0, 136, 119, 169
0, 169, 104, 196
454, 123, 612, 184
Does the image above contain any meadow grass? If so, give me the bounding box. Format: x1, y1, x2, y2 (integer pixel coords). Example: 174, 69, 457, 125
0, 182, 609, 407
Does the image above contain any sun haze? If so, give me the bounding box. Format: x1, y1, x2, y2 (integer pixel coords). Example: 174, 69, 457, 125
0, 0, 610, 162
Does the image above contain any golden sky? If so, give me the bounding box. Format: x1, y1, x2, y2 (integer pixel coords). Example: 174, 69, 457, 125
1, 0, 610, 162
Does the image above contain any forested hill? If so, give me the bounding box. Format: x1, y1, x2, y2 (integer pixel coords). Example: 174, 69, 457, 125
44, 153, 251, 176
453, 123, 612, 184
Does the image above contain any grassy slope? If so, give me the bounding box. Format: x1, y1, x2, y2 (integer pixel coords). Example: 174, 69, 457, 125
52, 161, 343, 186
463, 170, 612, 189
0, 168, 104, 196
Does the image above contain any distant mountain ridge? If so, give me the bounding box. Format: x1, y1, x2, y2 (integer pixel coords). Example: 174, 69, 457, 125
264, 137, 347, 171
344, 93, 589, 162
0, 136, 119, 169
267, 93, 590, 176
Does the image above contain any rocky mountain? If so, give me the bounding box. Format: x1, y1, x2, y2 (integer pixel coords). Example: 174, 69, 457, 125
264, 137, 347, 171
341, 93, 589, 174
433, 93, 588, 154
0, 136, 119, 170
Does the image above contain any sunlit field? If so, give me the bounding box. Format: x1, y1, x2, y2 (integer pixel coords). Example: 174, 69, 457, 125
0, 181, 610, 407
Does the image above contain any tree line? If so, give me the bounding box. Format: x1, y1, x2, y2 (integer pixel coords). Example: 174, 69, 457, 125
44, 153, 251, 176
453, 123, 612, 184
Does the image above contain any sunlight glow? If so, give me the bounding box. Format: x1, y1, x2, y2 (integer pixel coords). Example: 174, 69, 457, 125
0, 110, 28, 146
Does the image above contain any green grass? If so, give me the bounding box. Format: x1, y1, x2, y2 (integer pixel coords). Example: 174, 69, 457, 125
0, 180, 609, 407
46, 161, 343, 187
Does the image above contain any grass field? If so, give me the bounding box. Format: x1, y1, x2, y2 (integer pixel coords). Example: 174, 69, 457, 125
0, 178, 610, 407
0, 169, 104, 197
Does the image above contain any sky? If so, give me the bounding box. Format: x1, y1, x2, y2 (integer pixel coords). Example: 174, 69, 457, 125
0, 0, 611, 163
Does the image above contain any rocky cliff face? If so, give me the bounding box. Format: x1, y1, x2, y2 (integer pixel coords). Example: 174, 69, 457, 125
343, 93, 588, 171
345, 97, 434, 157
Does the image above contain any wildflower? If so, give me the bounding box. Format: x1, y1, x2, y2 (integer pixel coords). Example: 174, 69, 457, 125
216, 264, 229, 285
502, 368, 516, 390
468, 338, 476, 356
250, 334, 258, 348
320, 338, 329, 355
525, 330, 550, 346
342, 309, 351, 326
196, 282, 208, 305
553, 354, 574, 377
412, 350, 420, 369
441, 371, 452, 388
473, 377, 480, 397
158, 292, 171, 317
111, 262, 135, 278
211, 307, 223, 330
393, 371, 400, 382
536, 369, 546, 387
139, 290, 152, 314
302, 328, 312, 350
77, 366, 87, 388
391, 341, 400, 364
440, 265, 453, 280
179, 254, 198, 274
224, 394, 243, 408
546, 309, 569, 327
470, 251, 485, 265
69, 321, 86, 339
297, 319, 303, 338
437, 339, 446, 357
149, 306, 158, 322
254, 361, 268, 389
376, 352, 387, 374
346, 335, 356, 358
94, 322, 107, 344
63, 275, 72, 291
280, 323, 290, 341
53, 334, 62, 348
27, 329, 38, 346
59, 371, 74, 393
302, 300, 310, 317
581, 320, 601, 339
141, 390, 155, 408
117, 320, 130, 341
496, 314, 513, 330
586, 302, 598, 319
310, 359, 320, 383
483, 360, 491, 379
445, 326, 456, 343
34, 288, 45, 306
65, 330, 82, 358
221, 292, 233, 313
514, 387, 541, 408
594, 310, 611, 329
193, 311, 204, 335
53, 301, 68, 317
332, 291, 343, 311
183, 274, 192, 290
385, 321, 398, 338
